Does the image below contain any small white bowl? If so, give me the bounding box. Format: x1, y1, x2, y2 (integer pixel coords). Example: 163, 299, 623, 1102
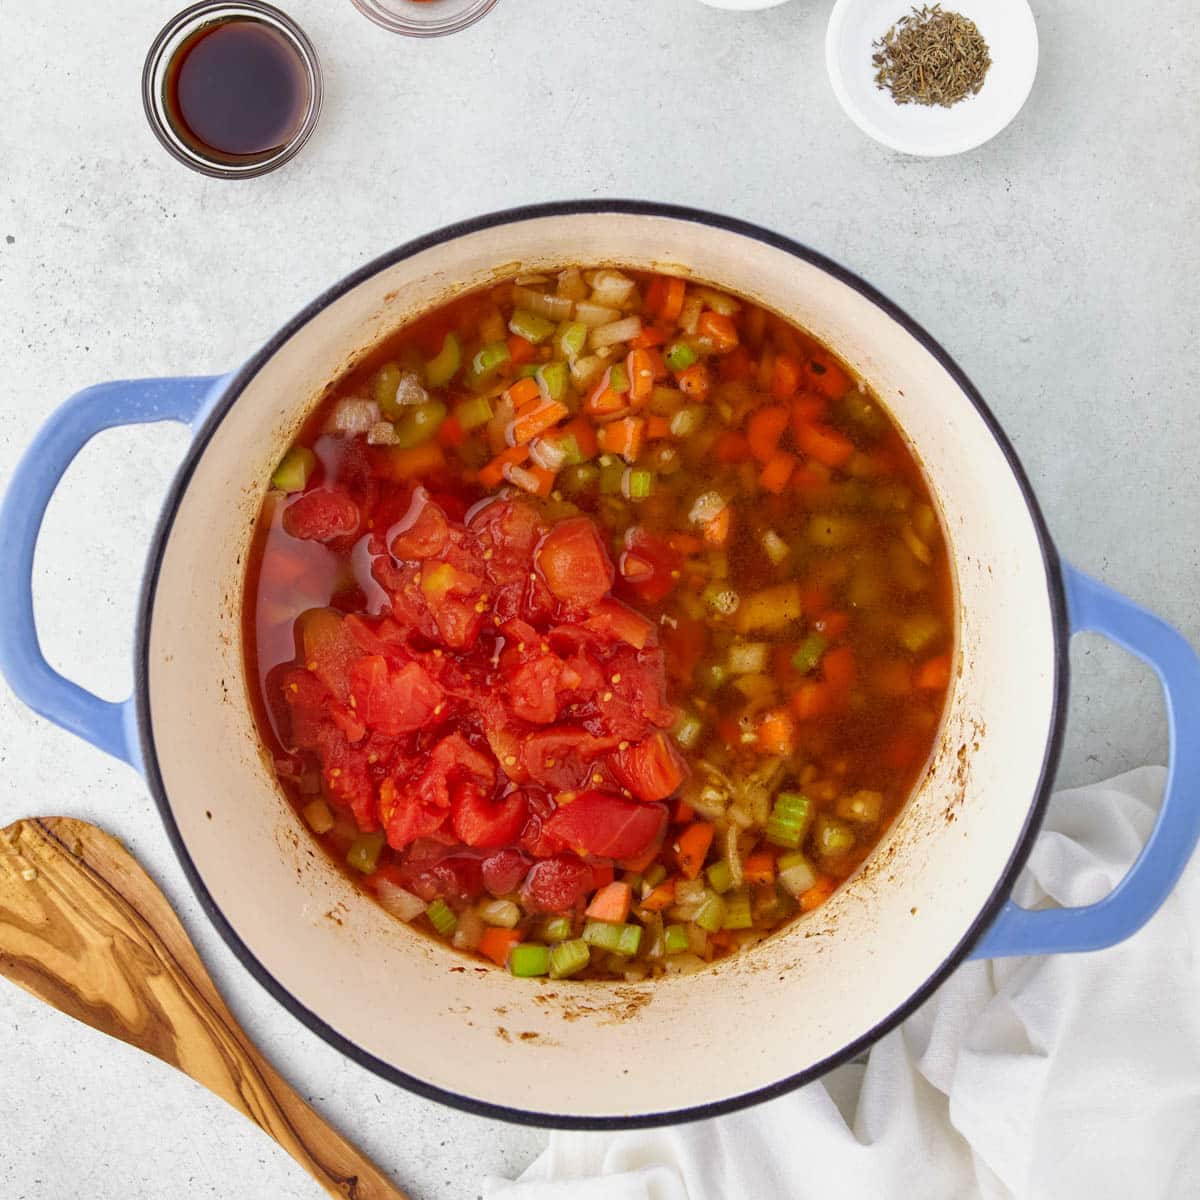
826, 0, 1038, 156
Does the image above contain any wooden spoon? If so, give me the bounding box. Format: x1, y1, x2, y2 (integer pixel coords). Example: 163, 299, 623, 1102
0, 817, 409, 1200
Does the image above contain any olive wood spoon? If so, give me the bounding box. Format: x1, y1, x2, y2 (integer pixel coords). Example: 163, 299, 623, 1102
0, 816, 409, 1200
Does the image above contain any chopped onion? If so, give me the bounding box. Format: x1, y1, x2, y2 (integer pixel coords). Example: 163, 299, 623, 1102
678, 294, 704, 335
569, 354, 608, 387
514, 273, 551, 286
689, 490, 727, 527
375, 881, 425, 922
453, 906, 485, 952
530, 436, 567, 472
513, 285, 574, 321
393, 371, 428, 408
588, 269, 636, 307
691, 285, 741, 316
330, 397, 379, 435
504, 463, 544, 494
663, 951, 707, 975
367, 421, 399, 445
590, 315, 642, 349
675, 878, 707, 907
575, 301, 621, 328
557, 267, 590, 300
728, 641, 768, 675
762, 530, 790, 566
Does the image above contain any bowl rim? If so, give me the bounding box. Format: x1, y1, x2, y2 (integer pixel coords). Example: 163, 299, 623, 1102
133, 199, 1070, 1129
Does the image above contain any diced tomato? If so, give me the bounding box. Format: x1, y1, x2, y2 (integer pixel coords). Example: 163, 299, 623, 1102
508, 654, 568, 724
520, 853, 595, 913
544, 791, 668, 861
349, 655, 443, 736
536, 517, 614, 606
389, 488, 450, 559
282, 489, 359, 542
481, 846, 532, 895
608, 731, 689, 802
617, 526, 683, 605
581, 597, 655, 650
279, 667, 328, 750
451, 783, 529, 849
521, 727, 620, 790
298, 608, 359, 703
402, 852, 485, 903
380, 776, 447, 850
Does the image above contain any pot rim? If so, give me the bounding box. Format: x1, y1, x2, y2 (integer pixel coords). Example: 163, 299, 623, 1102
133, 199, 1070, 1130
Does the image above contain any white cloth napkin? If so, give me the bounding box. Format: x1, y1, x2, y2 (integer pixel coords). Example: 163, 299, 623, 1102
483, 767, 1200, 1200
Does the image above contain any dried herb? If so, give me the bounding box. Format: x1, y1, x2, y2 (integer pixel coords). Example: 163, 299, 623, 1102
872, 5, 991, 108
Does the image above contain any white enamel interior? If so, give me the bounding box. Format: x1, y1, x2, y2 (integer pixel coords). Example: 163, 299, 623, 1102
145, 211, 1059, 1121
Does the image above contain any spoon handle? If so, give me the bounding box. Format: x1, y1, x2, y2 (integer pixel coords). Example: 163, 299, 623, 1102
0, 817, 409, 1200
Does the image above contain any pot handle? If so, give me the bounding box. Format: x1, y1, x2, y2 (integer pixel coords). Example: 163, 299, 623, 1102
0, 376, 223, 770
972, 562, 1200, 959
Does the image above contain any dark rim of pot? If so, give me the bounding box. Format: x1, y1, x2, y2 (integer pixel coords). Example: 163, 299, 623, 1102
134, 199, 1070, 1131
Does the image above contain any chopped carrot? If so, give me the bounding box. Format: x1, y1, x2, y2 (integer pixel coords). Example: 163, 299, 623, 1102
478, 927, 522, 967
916, 653, 952, 690
759, 452, 796, 494
756, 347, 775, 392
791, 395, 826, 425
517, 463, 557, 497
714, 431, 751, 463
626, 348, 655, 406
660, 277, 686, 322
719, 345, 754, 382
771, 354, 801, 399
512, 399, 569, 445
590, 861, 615, 889
646, 415, 673, 441
741, 852, 776, 886
640, 879, 676, 912
794, 421, 855, 469
372, 441, 446, 482
586, 881, 633, 923
822, 644, 856, 691
800, 585, 831, 614
747, 405, 790, 462
642, 275, 668, 318
478, 444, 530, 488
631, 325, 669, 349
675, 821, 715, 880
805, 356, 850, 399
756, 707, 797, 756
701, 506, 732, 547
673, 795, 695, 823
883, 733, 921, 769
507, 334, 537, 366
504, 376, 541, 409
676, 363, 710, 400
561, 416, 598, 460
600, 416, 645, 462
708, 929, 736, 950
584, 369, 628, 417
799, 876, 836, 912
437, 415, 466, 448
698, 311, 739, 351
814, 610, 850, 640
791, 680, 830, 721
667, 533, 703, 556
646, 348, 669, 380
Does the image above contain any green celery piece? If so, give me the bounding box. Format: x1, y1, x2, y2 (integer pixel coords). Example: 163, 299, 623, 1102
722, 890, 753, 930
345, 831, 384, 875
558, 322, 588, 358
615, 924, 642, 956
664, 924, 689, 955
766, 791, 812, 850
608, 363, 630, 394
271, 446, 316, 493
665, 341, 698, 371
693, 892, 726, 933
426, 898, 457, 937
509, 943, 551, 977
472, 341, 511, 379
559, 462, 600, 495
623, 468, 652, 500
537, 360, 569, 402
706, 860, 733, 894
543, 916, 572, 942
548, 938, 590, 979
792, 632, 827, 674
392, 401, 447, 449
425, 334, 461, 388
644, 863, 667, 890
453, 394, 493, 432
509, 309, 556, 344
815, 815, 856, 858
599, 458, 625, 495
515, 363, 542, 378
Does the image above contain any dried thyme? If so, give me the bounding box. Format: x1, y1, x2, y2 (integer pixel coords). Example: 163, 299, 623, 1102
872, 5, 991, 108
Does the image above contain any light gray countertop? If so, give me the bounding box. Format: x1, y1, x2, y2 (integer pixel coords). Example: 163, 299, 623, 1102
1, 1, 1197, 1196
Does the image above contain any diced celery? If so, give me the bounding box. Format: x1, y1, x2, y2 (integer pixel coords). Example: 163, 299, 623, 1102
426, 898, 457, 937
271, 446, 316, 493
509, 309, 556, 344
511, 363, 541, 379
509, 943, 550, 977
346, 831, 384, 874
644, 864, 667, 889
762, 530, 791, 566
425, 334, 462, 388
791, 632, 827, 674
669, 405, 705, 438
815, 815, 856, 858
599, 456, 626, 495
837, 789, 883, 825
478, 898, 521, 928
673, 711, 704, 751
664, 924, 689, 955
302, 797, 334, 835
616, 924, 642, 956
777, 852, 818, 897
706, 860, 733, 894
557, 322, 588, 359
693, 891, 726, 933
471, 341, 511, 379
548, 938, 590, 979
608, 363, 630, 393
722, 890, 753, 930
898, 612, 941, 653
537, 360, 569, 402
373, 362, 405, 412
734, 583, 804, 634
665, 341, 698, 371
582, 920, 642, 956
453, 393, 493, 432
622, 468, 653, 500
543, 915, 573, 942
556, 432, 584, 465
765, 792, 813, 849
392, 401, 447, 448
559, 462, 600, 495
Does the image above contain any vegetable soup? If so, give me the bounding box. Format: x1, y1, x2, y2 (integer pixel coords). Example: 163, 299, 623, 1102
245, 267, 954, 981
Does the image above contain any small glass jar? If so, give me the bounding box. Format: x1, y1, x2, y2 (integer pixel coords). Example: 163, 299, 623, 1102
143, 1, 322, 179
350, 0, 498, 38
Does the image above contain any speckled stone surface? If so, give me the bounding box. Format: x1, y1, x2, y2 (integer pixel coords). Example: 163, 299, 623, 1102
1, 1, 1197, 1196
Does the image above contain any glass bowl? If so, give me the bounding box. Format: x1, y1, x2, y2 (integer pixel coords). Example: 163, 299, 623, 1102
349, 0, 498, 37
143, 0, 322, 179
